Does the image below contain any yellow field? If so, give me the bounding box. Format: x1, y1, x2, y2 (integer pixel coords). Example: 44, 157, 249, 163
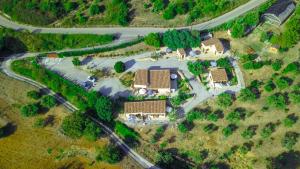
0, 73, 141, 169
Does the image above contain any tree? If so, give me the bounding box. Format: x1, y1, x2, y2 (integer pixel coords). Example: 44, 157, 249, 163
282, 62, 299, 74
187, 61, 205, 76
163, 4, 176, 20
217, 93, 233, 108
152, 0, 167, 13
272, 60, 282, 71
61, 112, 86, 139
163, 29, 200, 50
226, 111, 245, 123
283, 114, 298, 127
41, 95, 56, 108
114, 61, 125, 73
155, 151, 174, 167
260, 123, 275, 139
114, 121, 139, 142
95, 96, 113, 122
144, 33, 162, 47
20, 103, 39, 117
216, 58, 231, 69
96, 144, 121, 164
0, 34, 4, 50
289, 91, 300, 104
72, 57, 81, 66
83, 121, 101, 141
281, 132, 299, 150
238, 88, 256, 102
27, 90, 41, 100
275, 77, 292, 90
264, 80, 276, 92
267, 94, 287, 109
222, 124, 236, 137
89, 4, 100, 16
241, 127, 256, 139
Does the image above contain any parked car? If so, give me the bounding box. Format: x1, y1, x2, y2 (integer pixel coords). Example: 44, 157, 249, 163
87, 76, 97, 83
83, 81, 93, 90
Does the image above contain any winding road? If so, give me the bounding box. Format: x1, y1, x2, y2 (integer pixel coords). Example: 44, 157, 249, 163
0, 54, 160, 169
0, 0, 267, 39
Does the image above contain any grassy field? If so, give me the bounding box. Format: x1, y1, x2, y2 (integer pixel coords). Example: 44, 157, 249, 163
130, 24, 300, 169
0, 73, 141, 169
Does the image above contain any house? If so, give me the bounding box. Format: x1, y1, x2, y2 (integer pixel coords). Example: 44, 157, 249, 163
269, 45, 280, 53
177, 48, 186, 60
124, 100, 167, 121
133, 69, 172, 94
262, 0, 295, 26
208, 68, 229, 88
201, 38, 225, 56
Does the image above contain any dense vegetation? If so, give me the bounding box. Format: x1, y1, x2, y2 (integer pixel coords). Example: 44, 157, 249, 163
0, 28, 114, 53
0, 0, 78, 25
212, 0, 275, 38
271, 5, 300, 50
148, 0, 250, 24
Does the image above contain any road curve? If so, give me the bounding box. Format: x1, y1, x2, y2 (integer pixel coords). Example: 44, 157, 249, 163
0, 54, 160, 169
0, 0, 267, 38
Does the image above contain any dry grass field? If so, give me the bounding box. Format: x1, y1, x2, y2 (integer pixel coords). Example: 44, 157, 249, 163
0, 73, 141, 169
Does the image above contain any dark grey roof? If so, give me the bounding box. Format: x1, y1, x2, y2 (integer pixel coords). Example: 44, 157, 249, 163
263, 0, 296, 25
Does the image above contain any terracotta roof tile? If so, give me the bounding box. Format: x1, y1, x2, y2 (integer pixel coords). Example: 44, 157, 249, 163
134, 69, 148, 86
210, 68, 228, 83
202, 38, 225, 53
124, 100, 166, 114
134, 69, 170, 89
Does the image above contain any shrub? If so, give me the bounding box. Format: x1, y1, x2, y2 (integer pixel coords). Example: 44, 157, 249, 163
61, 112, 86, 139
41, 95, 56, 108
33, 117, 45, 128
203, 124, 218, 134
206, 113, 219, 122
114, 61, 126, 73
264, 80, 276, 92
72, 57, 81, 66
271, 60, 282, 71
155, 150, 174, 168
222, 124, 237, 137
20, 103, 39, 117
114, 121, 139, 142
144, 33, 162, 47
151, 126, 165, 143
27, 90, 41, 100
162, 29, 200, 50
283, 114, 298, 128
238, 142, 252, 155
241, 126, 256, 139
226, 111, 245, 124
288, 91, 300, 104
243, 61, 264, 70
187, 61, 205, 76
89, 4, 100, 16
267, 93, 287, 109
275, 77, 292, 90
216, 57, 232, 69
96, 144, 121, 164
217, 93, 233, 108
282, 62, 299, 74
163, 4, 176, 20
83, 121, 101, 141
186, 111, 206, 122
281, 132, 299, 150
238, 88, 256, 102
260, 123, 275, 139
178, 122, 188, 133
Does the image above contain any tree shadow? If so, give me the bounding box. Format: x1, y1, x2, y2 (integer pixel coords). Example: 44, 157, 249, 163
81, 56, 93, 65
1, 122, 17, 138
267, 151, 300, 169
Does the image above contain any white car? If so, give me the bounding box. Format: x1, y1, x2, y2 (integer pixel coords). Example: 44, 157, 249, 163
87, 76, 96, 83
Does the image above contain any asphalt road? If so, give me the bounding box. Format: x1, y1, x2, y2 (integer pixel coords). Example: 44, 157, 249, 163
0, 54, 160, 169
0, 0, 267, 38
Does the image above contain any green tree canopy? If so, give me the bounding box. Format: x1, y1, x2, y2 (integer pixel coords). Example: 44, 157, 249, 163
144, 33, 162, 48
95, 96, 113, 122
114, 61, 126, 73
20, 103, 39, 117
41, 95, 57, 108
61, 112, 86, 139
187, 61, 205, 76
96, 144, 121, 164
163, 29, 200, 50
217, 93, 233, 108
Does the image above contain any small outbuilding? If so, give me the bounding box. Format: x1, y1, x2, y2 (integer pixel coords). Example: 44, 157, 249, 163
262, 0, 295, 26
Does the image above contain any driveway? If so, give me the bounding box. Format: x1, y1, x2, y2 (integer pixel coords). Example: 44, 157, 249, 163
0, 0, 267, 39
43, 52, 245, 113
